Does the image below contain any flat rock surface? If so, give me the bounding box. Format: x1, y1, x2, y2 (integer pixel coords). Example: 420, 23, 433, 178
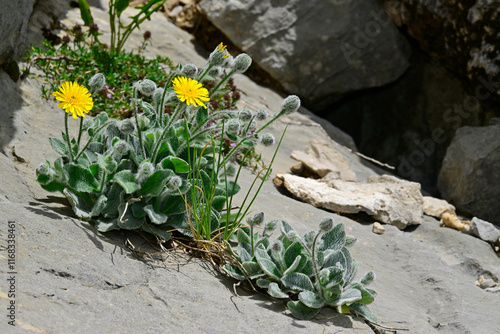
0, 2, 499, 333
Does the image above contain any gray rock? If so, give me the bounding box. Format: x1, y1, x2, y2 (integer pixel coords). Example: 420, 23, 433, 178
276, 173, 423, 230
437, 125, 500, 225
470, 217, 500, 244
0, 0, 36, 64
199, 0, 410, 109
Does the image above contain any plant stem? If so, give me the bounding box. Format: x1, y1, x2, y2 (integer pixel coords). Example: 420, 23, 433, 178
132, 87, 146, 159
64, 112, 74, 162
77, 117, 84, 146
209, 70, 235, 98
73, 121, 113, 161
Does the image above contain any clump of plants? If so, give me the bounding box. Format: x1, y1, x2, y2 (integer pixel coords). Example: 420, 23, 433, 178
23, 0, 173, 118
224, 214, 377, 321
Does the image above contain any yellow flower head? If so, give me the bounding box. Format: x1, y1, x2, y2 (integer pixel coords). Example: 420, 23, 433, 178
172, 76, 210, 109
218, 42, 230, 59
52, 81, 94, 118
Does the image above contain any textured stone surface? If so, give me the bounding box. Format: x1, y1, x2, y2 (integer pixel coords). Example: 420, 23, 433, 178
423, 196, 455, 218
438, 124, 500, 225
0, 2, 499, 334
276, 173, 423, 230
470, 217, 500, 244
382, 0, 500, 96
199, 0, 410, 109
0, 0, 36, 64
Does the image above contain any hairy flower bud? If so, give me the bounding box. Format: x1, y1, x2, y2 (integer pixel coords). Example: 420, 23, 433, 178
226, 118, 240, 135
271, 240, 283, 253
255, 108, 269, 121
361, 271, 376, 286
138, 79, 156, 96
112, 139, 129, 156
247, 211, 264, 227
233, 53, 252, 73
181, 64, 198, 77
88, 73, 105, 94
167, 175, 182, 191
36, 161, 51, 175
319, 217, 334, 232
265, 220, 278, 231
222, 55, 234, 68
118, 119, 135, 135
238, 108, 253, 122
208, 66, 222, 78
279, 95, 301, 116
260, 133, 275, 147
208, 49, 226, 66
304, 230, 316, 248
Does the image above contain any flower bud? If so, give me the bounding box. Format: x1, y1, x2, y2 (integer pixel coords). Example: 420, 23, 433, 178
222, 55, 234, 68
36, 161, 51, 175
208, 48, 226, 66
233, 54, 252, 73
112, 139, 129, 156
153, 88, 165, 108
167, 175, 182, 191
137, 161, 155, 183
88, 73, 106, 94
319, 217, 334, 233
264, 220, 278, 231
260, 133, 275, 147
271, 240, 283, 253
208, 66, 222, 78
226, 118, 240, 135
360, 271, 376, 286
304, 230, 316, 248
238, 108, 253, 122
286, 231, 300, 242
118, 119, 135, 135
255, 108, 269, 121
247, 211, 264, 227
138, 79, 156, 96
279, 95, 301, 116
181, 64, 198, 77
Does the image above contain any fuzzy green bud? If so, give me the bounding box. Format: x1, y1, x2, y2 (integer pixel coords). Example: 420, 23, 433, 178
138, 79, 156, 96
271, 240, 283, 253
36, 161, 51, 175
264, 220, 278, 232
208, 66, 222, 78
112, 139, 129, 156
139, 114, 150, 129
319, 217, 334, 233
225, 163, 237, 177
286, 231, 300, 242
88, 73, 105, 94
118, 119, 135, 135
167, 176, 182, 191
238, 108, 253, 122
304, 230, 316, 248
279, 95, 301, 116
247, 211, 264, 227
208, 48, 226, 66
222, 55, 234, 68
260, 133, 275, 147
181, 64, 198, 77
226, 118, 240, 135
360, 271, 376, 286
233, 53, 252, 73
255, 108, 269, 121
137, 161, 154, 183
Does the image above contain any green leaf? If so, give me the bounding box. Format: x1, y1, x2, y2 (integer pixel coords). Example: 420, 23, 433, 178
64, 163, 100, 192
283, 255, 302, 276
320, 223, 346, 252
319, 267, 344, 289
323, 250, 346, 269
102, 183, 124, 218
281, 272, 315, 292
218, 180, 240, 196
142, 222, 172, 241
236, 228, 250, 244
348, 303, 377, 322
40, 181, 66, 193
241, 140, 257, 148
49, 137, 68, 156
91, 195, 107, 217
298, 290, 325, 309
211, 195, 226, 211
94, 217, 120, 232
160, 194, 187, 215
331, 288, 362, 307
144, 204, 169, 224
287, 301, 320, 320
78, 0, 94, 25
256, 278, 271, 289
97, 153, 117, 173
63, 188, 93, 218
255, 246, 281, 280
242, 261, 263, 279
351, 282, 376, 305
117, 203, 144, 229
114, 170, 140, 194
140, 170, 173, 197
360, 271, 375, 286
223, 264, 245, 281
267, 282, 289, 299
195, 107, 208, 125
237, 242, 252, 262
284, 241, 305, 269
345, 235, 357, 247
169, 157, 190, 173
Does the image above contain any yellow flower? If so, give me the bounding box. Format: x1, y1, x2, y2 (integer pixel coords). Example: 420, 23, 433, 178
218, 42, 230, 59
172, 76, 210, 109
52, 81, 94, 118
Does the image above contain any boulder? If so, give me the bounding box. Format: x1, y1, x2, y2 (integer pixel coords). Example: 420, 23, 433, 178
437, 124, 500, 225
0, 0, 37, 65
381, 0, 500, 100
199, 0, 410, 110
275, 173, 423, 230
